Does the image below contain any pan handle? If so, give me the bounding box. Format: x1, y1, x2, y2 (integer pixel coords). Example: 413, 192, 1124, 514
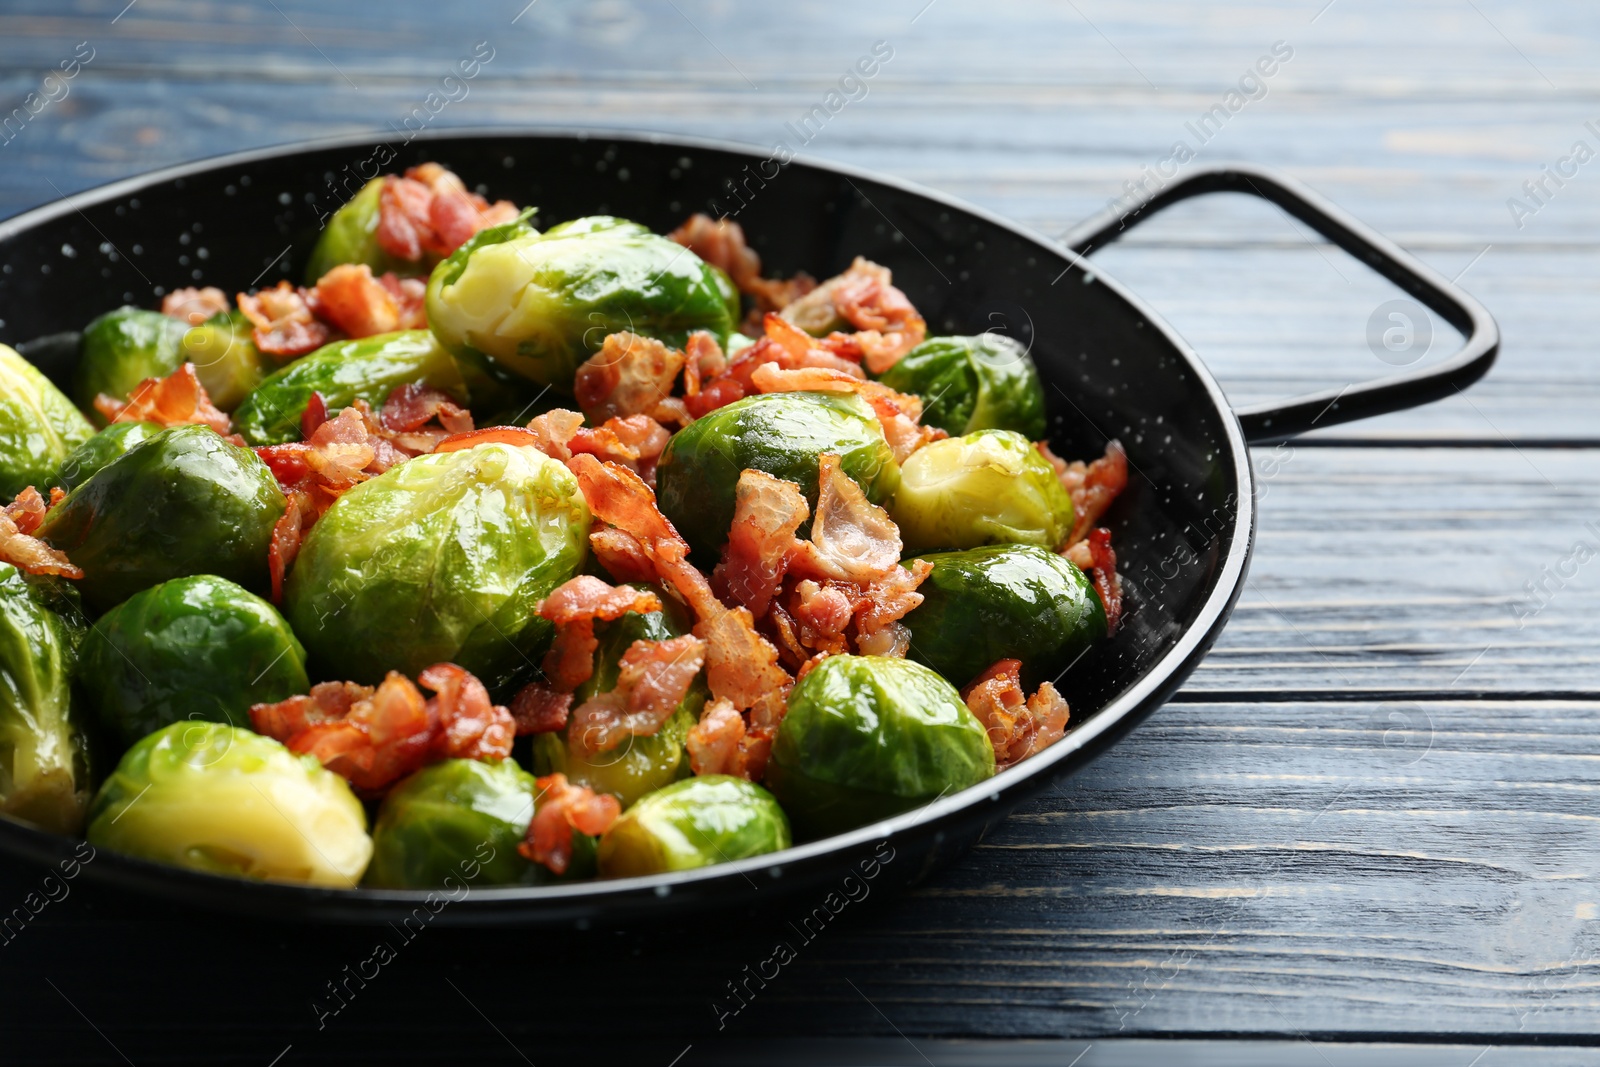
1059, 163, 1500, 444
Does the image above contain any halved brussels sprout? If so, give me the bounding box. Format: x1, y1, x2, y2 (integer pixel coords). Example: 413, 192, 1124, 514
901, 544, 1106, 687
425, 214, 737, 390
597, 775, 790, 878
655, 391, 901, 558
233, 330, 468, 446
36, 425, 287, 611
366, 759, 543, 889
765, 654, 994, 839
178, 309, 273, 411
73, 307, 189, 421
57, 421, 162, 491
0, 343, 94, 498
304, 177, 420, 282
891, 429, 1074, 553
530, 597, 702, 807
285, 441, 589, 689
876, 334, 1046, 439
86, 722, 371, 887
78, 575, 309, 752
0, 564, 91, 834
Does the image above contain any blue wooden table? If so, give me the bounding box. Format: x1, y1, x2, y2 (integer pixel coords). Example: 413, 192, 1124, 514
4, 2, 1600, 1063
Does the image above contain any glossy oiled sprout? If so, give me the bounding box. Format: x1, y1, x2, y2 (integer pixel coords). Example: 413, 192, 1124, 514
366, 759, 543, 889
890, 429, 1074, 553
0, 344, 94, 498
597, 775, 791, 878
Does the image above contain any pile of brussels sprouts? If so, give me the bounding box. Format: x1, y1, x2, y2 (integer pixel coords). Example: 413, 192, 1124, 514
0, 166, 1116, 893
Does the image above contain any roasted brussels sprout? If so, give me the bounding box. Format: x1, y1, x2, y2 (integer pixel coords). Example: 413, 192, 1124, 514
366, 758, 544, 889
56, 420, 161, 491
177, 309, 273, 411
0, 564, 91, 834
304, 177, 419, 282
597, 775, 790, 878
876, 334, 1046, 439
73, 307, 189, 421
0, 343, 94, 498
78, 575, 309, 752
891, 429, 1074, 553
655, 391, 901, 557
86, 722, 371, 886
425, 214, 737, 390
530, 598, 702, 807
233, 330, 468, 446
285, 441, 589, 688
766, 654, 993, 838
901, 544, 1106, 686
36, 425, 287, 611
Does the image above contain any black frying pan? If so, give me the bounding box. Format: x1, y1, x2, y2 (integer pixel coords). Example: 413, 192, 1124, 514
0, 130, 1497, 926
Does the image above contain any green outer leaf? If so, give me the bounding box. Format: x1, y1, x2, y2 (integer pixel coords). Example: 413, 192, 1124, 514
597, 775, 790, 878
0, 563, 91, 835
57, 421, 162, 491
767, 654, 994, 839
284, 442, 589, 690
73, 308, 189, 422
654, 390, 902, 559
233, 330, 468, 446
365, 759, 546, 889
901, 543, 1107, 688
303, 177, 423, 282
78, 575, 309, 753
0, 344, 94, 498
36, 425, 288, 611
890, 429, 1074, 553
877, 334, 1046, 439
426, 215, 735, 391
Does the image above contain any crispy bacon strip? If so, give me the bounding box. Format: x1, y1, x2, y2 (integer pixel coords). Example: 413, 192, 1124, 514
509, 682, 574, 736
715, 469, 808, 617
536, 575, 664, 693
668, 214, 815, 313
519, 773, 620, 876
382, 383, 473, 435
311, 264, 409, 338
574, 332, 686, 425
1066, 526, 1123, 636
790, 453, 901, 583
161, 286, 229, 325
376, 163, 520, 263
779, 257, 926, 373
568, 634, 706, 754
961, 659, 1071, 768
266, 490, 310, 604
0, 488, 79, 579
686, 697, 750, 778
683, 315, 864, 419
237, 280, 331, 359
94, 363, 231, 434
683, 331, 727, 397
1042, 439, 1129, 546
3, 486, 54, 537
420, 662, 515, 761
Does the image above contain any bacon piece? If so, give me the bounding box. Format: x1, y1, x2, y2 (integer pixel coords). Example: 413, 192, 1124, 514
683, 376, 748, 419
1066, 526, 1123, 636
683, 331, 726, 397
574, 332, 687, 425
536, 575, 663, 693
520, 409, 585, 461
0, 494, 80, 579
961, 659, 1072, 768
311, 264, 405, 338
715, 470, 808, 617
377, 272, 428, 330
419, 662, 515, 761
94, 363, 231, 435
237, 281, 331, 359
588, 526, 658, 585
682, 315, 866, 419
382, 383, 472, 435
789, 453, 901, 583
4, 486, 51, 537
695, 605, 791, 715
266, 490, 309, 604
687, 698, 749, 778
519, 773, 621, 875
568, 634, 706, 754
161, 286, 229, 325
433, 426, 544, 454
668, 214, 815, 313
569, 414, 673, 487
779, 257, 926, 374
1043, 439, 1129, 546
249, 680, 373, 740
509, 682, 574, 735
376, 164, 519, 263
769, 557, 930, 669
853, 558, 932, 638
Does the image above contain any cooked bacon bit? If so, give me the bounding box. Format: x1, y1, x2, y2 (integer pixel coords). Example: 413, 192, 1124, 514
266, 490, 309, 604
251, 663, 509, 793
237, 281, 331, 359
1065, 526, 1123, 636
536, 575, 663, 692
668, 214, 815, 313
588, 525, 658, 585
520, 409, 585, 461
790, 453, 900, 583
375, 163, 519, 263
509, 681, 574, 735
961, 659, 1071, 768
778, 257, 926, 373
716, 470, 808, 617
433, 426, 543, 453
687, 697, 749, 778
683, 315, 866, 420
769, 557, 931, 670
311, 264, 430, 338
419, 662, 515, 761
854, 557, 932, 639
300, 391, 329, 439
0, 491, 80, 579
377, 272, 428, 329
683, 331, 726, 397
683, 376, 748, 420
695, 605, 791, 716
519, 773, 621, 875
382, 382, 472, 435
1043, 439, 1129, 546
570, 414, 673, 487
574, 332, 687, 426
161, 286, 229, 325
569, 634, 706, 755
94, 363, 231, 434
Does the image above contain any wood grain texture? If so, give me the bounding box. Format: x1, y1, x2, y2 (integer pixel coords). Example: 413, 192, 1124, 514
0, 1, 1597, 1061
